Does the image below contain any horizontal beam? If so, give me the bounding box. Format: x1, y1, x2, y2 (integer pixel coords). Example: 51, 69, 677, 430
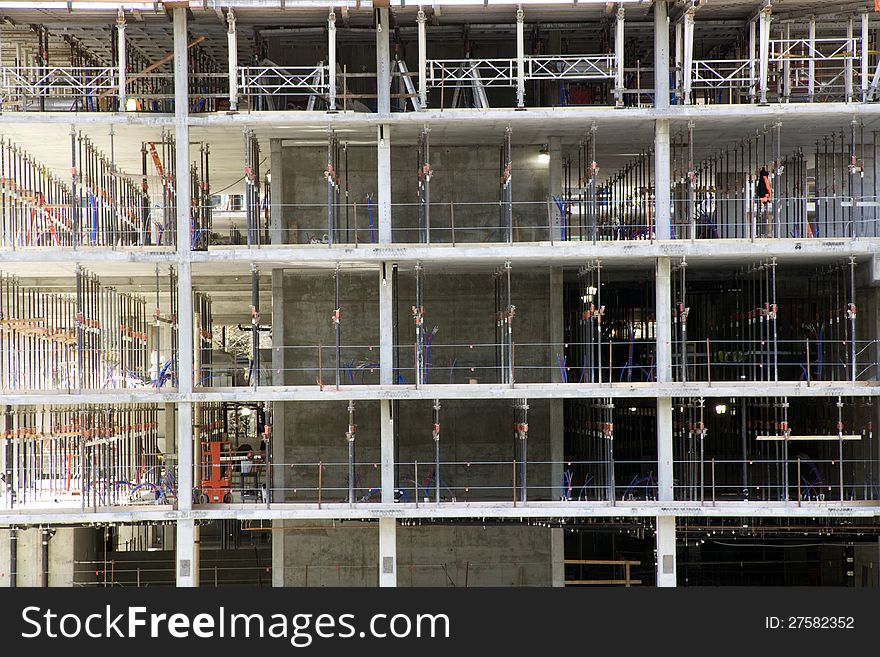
1, 381, 878, 405
1, 500, 879, 526
6, 99, 880, 129
756, 435, 862, 441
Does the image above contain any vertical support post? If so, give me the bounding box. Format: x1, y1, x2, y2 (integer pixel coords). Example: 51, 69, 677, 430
674, 18, 683, 103
269, 139, 284, 244
861, 13, 869, 102
682, 8, 694, 106
655, 515, 677, 587
226, 10, 238, 112
656, 254, 673, 504
376, 7, 391, 114
615, 8, 625, 108
549, 266, 565, 586
516, 7, 525, 108
549, 136, 562, 239
749, 18, 757, 102
379, 264, 394, 386
846, 16, 854, 103
759, 6, 772, 105
654, 0, 670, 109
378, 517, 397, 587
270, 261, 287, 583
173, 6, 196, 587
176, 517, 197, 587
656, 257, 672, 384
658, 398, 674, 501
116, 9, 126, 111
379, 262, 395, 505
377, 125, 392, 242
808, 17, 816, 102
328, 11, 337, 111
782, 22, 791, 102
655, 120, 671, 239
417, 9, 427, 109
381, 399, 395, 503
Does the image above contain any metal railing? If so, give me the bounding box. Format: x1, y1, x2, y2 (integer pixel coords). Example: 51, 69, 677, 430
427, 54, 616, 88
0, 65, 116, 109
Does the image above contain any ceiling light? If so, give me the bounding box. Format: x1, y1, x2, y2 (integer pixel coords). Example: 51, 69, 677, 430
537, 144, 550, 165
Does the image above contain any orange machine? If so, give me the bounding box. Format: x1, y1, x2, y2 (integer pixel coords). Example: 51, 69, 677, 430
199, 440, 233, 503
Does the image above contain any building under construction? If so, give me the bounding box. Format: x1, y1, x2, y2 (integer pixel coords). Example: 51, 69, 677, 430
1, 0, 880, 588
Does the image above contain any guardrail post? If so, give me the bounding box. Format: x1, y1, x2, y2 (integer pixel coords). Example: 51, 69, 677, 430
758, 6, 772, 105
614, 7, 625, 107
116, 9, 126, 111
417, 9, 427, 108
227, 9, 238, 112
516, 8, 525, 108
328, 10, 337, 111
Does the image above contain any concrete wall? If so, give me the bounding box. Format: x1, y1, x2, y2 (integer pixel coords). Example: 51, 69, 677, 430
0, 526, 98, 587
280, 522, 552, 586
280, 144, 550, 243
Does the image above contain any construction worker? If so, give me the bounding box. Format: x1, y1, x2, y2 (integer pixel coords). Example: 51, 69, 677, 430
756, 166, 773, 237
756, 166, 772, 203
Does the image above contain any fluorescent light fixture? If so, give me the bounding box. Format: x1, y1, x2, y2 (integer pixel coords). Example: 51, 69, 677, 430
715, 404, 727, 415
537, 144, 550, 164
240, 407, 252, 417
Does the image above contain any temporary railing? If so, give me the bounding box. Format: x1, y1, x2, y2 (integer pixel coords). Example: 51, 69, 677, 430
671, 339, 880, 384
0, 66, 117, 111
673, 457, 880, 503
239, 65, 329, 109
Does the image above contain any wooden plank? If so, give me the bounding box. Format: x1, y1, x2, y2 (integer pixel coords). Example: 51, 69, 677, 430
565, 580, 642, 586
97, 36, 206, 99
756, 435, 861, 441
563, 559, 641, 566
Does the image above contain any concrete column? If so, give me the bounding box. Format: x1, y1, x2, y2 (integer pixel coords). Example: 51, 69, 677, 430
269, 139, 285, 244
549, 136, 562, 238
379, 263, 395, 504
654, 120, 671, 239
808, 18, 816, 102
379, 265, 394, 386
417, 9, 427, 108
173, 6, 196, 588
846, 17, 854, 103
655, 515, 677, 587
176, 518, 198, 587
271, 269, 287, 586
656, 255, 674, 504
682, 8, 694, 105
377, 125, 392, 242
227, 9, 238, 112
380, 399, 395, 503
758, 7, 771, 105
654, 0, 669, 109
272, 520, 286, 586
657, 398, 674, 501
749, 19, 757, 102
516, 8, 525, 108
116, 10, 126, 111
674, 19, 682, 102
861, 14, 869, 102
549, 265, 565, 587
328, 11, 337, 111
655, 257, 671, 382
378, 517, 397, 587
376, 7, 391, 114
615, 8, 625, 107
